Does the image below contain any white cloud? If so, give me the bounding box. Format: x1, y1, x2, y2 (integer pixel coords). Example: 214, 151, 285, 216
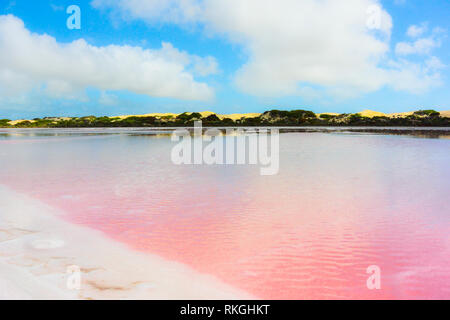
425, 56, 445, 71
99, 91, 118, 106
192, 56, 219, 76
204, 0, 395, 97
0, 14, 215, 104
395, 37, 440, 55
4, 1, 16, 11
385, 59, 443, 93
92, 0, 443, 97
407, 23, 428, 38
91, 0, 203, 24
390, 24, 446, 93
396, 24, 444, 56
50, 3, 65, 12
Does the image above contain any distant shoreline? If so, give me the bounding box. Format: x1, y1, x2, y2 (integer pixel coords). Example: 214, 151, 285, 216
1, 109, 449, 128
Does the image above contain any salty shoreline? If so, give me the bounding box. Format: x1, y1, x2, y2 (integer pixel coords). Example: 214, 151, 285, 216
0, 185, 254, 300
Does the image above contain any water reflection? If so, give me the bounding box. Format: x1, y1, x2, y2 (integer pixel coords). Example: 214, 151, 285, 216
0, 129, 449, 299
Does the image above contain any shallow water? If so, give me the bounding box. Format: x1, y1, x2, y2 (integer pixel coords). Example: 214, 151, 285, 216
0, 128, 449, 299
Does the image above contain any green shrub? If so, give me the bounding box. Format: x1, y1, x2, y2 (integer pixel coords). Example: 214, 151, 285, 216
414, 110, 440, 116
0, 119, 11, 126
204, 114, 220, 122
319, 114, 336, 119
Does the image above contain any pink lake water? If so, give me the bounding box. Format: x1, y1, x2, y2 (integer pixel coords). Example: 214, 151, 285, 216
0, 128, 449, 299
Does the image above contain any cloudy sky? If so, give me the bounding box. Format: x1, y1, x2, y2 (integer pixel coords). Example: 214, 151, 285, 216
0, 0, 449, 119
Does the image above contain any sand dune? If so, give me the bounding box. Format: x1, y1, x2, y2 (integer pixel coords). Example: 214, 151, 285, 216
440, 111, 450, 118
115, 111, 261, 120
6, 109, 450, 126
358, 110, 415, 118
116, 109, 450, 120
358, 109, 450, 118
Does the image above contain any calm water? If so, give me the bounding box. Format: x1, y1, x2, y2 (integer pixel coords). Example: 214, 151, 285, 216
1, 128, 449, 299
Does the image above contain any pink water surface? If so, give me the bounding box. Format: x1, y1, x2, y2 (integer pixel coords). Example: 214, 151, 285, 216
1, 130, 449, 299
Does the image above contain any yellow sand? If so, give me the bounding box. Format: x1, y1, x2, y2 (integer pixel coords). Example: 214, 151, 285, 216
111, 110, 450, 120
439, 111, 450, 118
359, 110, 389, 118
5, 110, 449, 125
115, 111, 261, 121
8, 120, 36, 125
115, 113, 178, 120
218, 113, 261, 120
317, 113, 339, 117
7, 117, 73, 125
358, 109, 450, 118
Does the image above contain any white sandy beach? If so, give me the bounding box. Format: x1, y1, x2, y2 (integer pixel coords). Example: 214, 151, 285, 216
0, 185, 254, 300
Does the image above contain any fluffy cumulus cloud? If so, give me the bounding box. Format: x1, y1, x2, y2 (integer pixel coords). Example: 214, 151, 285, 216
395, 38, 440, 56
0, 14, 215, 104
391, 24, 446, 92
92, 0, 445, 97
92, 0, 203, 24
407, 23, 428, 38
203, 0, 394, 97
396, 25, 444, 56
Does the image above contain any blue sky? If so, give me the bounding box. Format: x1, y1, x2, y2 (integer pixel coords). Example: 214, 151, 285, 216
0, 0, 449, 119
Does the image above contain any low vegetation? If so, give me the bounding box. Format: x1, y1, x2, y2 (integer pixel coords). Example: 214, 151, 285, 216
1, 109, 448, 128
0, 119, 11, 127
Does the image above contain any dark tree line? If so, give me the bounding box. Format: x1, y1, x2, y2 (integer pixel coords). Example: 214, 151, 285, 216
2, 109, 449, 128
